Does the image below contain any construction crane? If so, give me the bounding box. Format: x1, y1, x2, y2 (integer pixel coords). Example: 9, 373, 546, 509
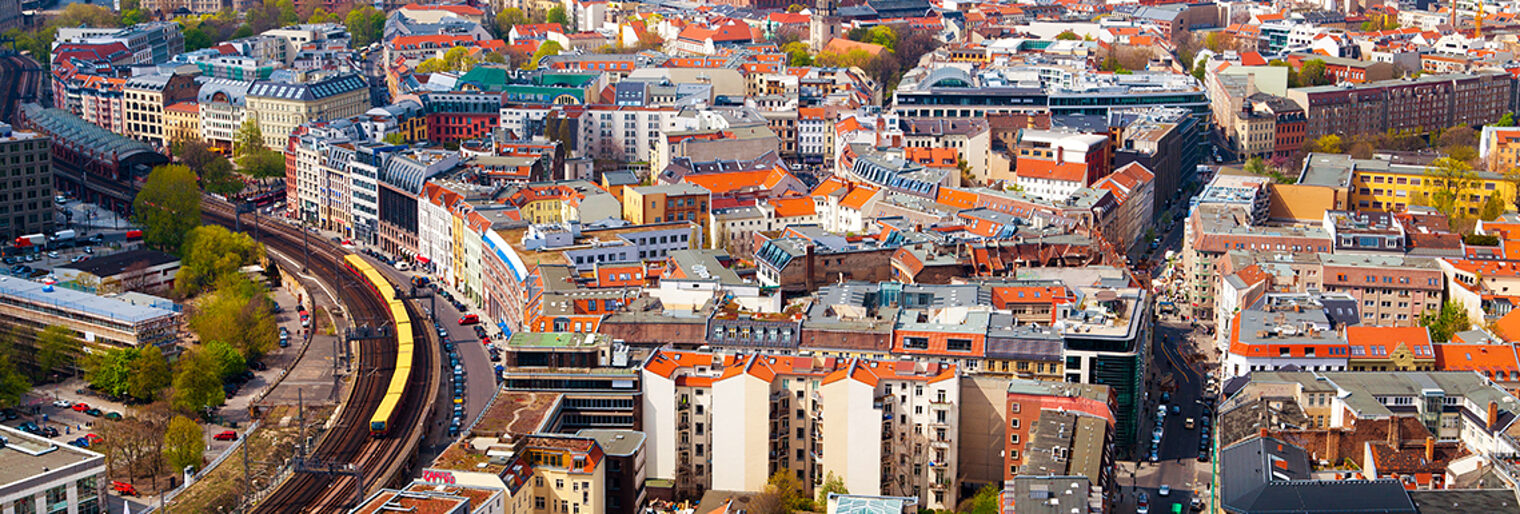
1476, 1, 1485, 38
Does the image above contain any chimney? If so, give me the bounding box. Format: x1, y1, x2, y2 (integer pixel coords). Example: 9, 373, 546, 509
1259, 427, 1270, 439
1424, 436, 1434, 462
1388, 417, 1400, 447
805, 244, 817, 292
1489, 401, 1499, 430
875, 116, 885, 147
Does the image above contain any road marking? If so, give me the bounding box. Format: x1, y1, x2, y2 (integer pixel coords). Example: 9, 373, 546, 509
269, 248, 339, 306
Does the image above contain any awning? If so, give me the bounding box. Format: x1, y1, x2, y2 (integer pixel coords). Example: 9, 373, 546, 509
416, 255, 430, 264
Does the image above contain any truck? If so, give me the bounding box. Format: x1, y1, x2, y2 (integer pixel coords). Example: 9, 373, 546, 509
13, 234, 44, 248
50, 230, 76, 246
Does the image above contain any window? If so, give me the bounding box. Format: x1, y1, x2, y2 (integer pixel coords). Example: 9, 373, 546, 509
904, 337, 929, 350
946, 338, 973, 351
1010, 418, 1020, 429
1009, 433, 1020, 444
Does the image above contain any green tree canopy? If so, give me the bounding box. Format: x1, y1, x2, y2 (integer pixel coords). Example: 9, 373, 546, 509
176, 225, 264, 297
234, 119, 265, 158
190, 276, 277, 360
522, 40, 562, 70
1055, 30, 1081, 40
865, 25, 897, 51
127, 347, 172, 402
344, 6, 385, 47
1425, 156, 1478, 219
382, 132, 407, 145
496, 7, 529, 34
164, 415, 205, 472
202, 340, 247, 382
33, 325, 78, 381
957, 484, 1000, 514
1420, 301, 1471, 344
1499, 113, 1516, 127
83, 347, 136, 397
172, 346, 225, 413
546, 5, 568, 27
133, 164, 202, 253
236, 148, 286, 179
816, 471, 848, 504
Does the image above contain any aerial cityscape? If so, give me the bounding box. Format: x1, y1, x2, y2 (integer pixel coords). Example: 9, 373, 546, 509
0, 0, 1512, 512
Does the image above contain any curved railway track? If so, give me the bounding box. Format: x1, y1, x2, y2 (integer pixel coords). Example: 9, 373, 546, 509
202, 200, 438, 513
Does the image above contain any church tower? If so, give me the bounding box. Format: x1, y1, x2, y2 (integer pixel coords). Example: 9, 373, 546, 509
809, 0, 840, 51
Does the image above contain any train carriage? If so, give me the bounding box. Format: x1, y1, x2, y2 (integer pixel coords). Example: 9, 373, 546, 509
343, 255, 416, 437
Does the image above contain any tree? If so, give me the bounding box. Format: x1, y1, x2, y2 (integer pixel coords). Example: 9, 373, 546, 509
1055, 30, 1080, 40
1310, 134, 1343, 154
1349, 141, 1374, 159
33, 325, 77, 381
866, 25, 896, 51
120, 8, 146, 25
783, 41, 812, 66
1204, 32, 1233, 53
84, 347, 135, 397
176, 225, 264, 297
163, 415, 204, 473
1499, 113, 1516, 127
127, 348, 172, 402
1481, 191, 1507, 221
1300, 59, 1329, 86
1425, 156, 1479, 219
275, 0, 298, 25
201, 157, 244, 195
417, 46, 479, 74
1438, 125, 1477, 152
237, 147, 286, 179
232, 23, 254, 39
1191, 56, 1207, 81
0, 344, 28, 410
497, 7, 529, 34
767, 470, 808, 512
190, 276, 278, 360
203, 340, 247, 382
234, 119, 265, 157
1420, 301, 1472, 344
957, 484, 1000, 514
546, 5, 568, 28
133, 164, 202, 253
523, 40, 562, 70
172, 347, 226, 413
344, 6, 385, 47
383, 132, 407, 145
816, 471, 848, 504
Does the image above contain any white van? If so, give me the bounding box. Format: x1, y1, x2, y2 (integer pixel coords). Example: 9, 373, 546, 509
396, 261, 412, 271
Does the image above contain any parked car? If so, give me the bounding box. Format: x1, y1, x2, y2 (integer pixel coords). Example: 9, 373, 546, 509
46, 251, 58, 259
113, 482, 138, 496
458, 314, 479, 325
71, 403, 89, 412
85, 408, 102, 417
104, 412, 122, 421
213, 430, 238, 441
52, 400, 71, 408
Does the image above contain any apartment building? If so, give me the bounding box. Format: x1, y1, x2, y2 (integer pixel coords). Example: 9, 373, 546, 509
1184, 202, 1332, 319
1012, 129, 1111, 202
246, 73, 369, 150
1003, 380, 1115, 509
123, 73, 198, 148
1318, 254, 1442, 327
1286, 73, 1513, 141
164, 102, 199, 145
641, 351, 961, 509
1481, 126, 1520, 173
622, 184, 711, 226
197, 79, 251, 152
0, 123, 53, 241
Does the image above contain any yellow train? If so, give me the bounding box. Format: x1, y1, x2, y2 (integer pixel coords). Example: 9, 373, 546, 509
342, 254, 414, 437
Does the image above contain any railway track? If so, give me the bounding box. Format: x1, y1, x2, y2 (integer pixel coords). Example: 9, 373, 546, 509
202, 200, 438, 513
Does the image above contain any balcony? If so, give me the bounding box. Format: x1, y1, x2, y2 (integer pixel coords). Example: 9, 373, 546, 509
930, 478, 949, 490
930, 439, 951, 449
679, 420, 690, 431
678, 400, 690, 411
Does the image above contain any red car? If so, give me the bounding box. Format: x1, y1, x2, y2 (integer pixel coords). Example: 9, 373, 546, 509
85, 433, 103, 445
458, 314, 479, 325
71, 402, 89, 412
112, 481, 138, 496
213, 430, 238, 441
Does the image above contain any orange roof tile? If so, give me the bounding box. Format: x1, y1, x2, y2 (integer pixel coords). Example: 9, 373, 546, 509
768, 196, 814, 218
